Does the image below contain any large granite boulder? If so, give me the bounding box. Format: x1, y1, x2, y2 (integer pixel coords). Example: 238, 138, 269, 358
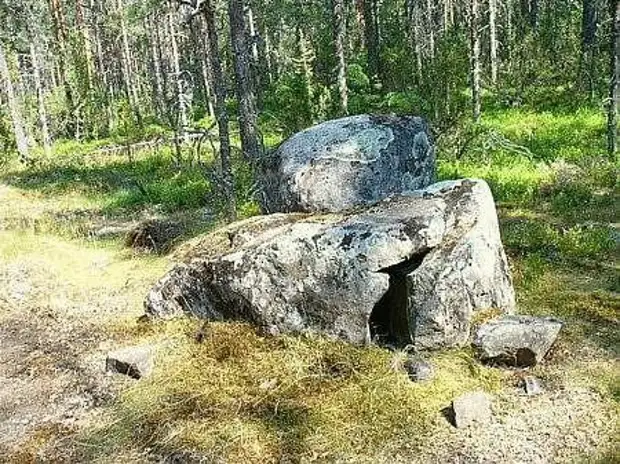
259, 114, 435, 214
145, 179, 515, 350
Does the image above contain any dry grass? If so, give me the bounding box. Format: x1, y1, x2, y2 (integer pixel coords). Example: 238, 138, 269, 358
77, 322, 502, 463
0, 133, 618, 462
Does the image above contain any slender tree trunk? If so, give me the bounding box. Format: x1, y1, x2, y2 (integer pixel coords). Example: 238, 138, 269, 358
204, 0, 236, 221
426, 0, 435, 59
30, 42, 52, 157
247, 4, 260, 63
470, 0, 482, 122
506, 0, 514, 71
91, 0, 113, 133
581, 0, 598, 98
190, 19, 215, 118
489, 0, 499, 86
49, 0, 76, 137
150, 17, 166, 119
443, 0, 453, 31
118, 0, 142, 127
263, 23, 274, 85
298, 28, 315, 122
363, 0, 380, 84
228, 0, 261, 162
608, 0, 619, 158
333, 0, 349, 114
168, 6, 188, 142
75, 0, 94, 91
406, 0, 423, 86
247, 2, 265, 104
0, 42, 30, 162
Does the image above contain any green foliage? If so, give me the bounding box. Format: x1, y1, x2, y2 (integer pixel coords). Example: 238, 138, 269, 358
503, 219, 616, 262
262, 75, 315, 136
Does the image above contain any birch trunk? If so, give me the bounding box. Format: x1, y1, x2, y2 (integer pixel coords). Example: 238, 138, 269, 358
608, 0, 619, 158
470, 0, 482, 122
203, 0, 236, 221
168, 7, 188, 142
489, 0, 499, 86
30, 42, 52, 156
333, 0, 349, 114
118, 0, 141, 126
150, 17, 166, 119
0, 42, 30, 162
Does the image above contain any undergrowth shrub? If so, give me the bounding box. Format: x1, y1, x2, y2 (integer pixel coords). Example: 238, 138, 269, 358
503, 219, 615, 262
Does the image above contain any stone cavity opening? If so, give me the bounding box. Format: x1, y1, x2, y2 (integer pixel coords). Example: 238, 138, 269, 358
369, 249, 431, 347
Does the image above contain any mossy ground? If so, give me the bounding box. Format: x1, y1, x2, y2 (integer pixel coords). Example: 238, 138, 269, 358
0, 107, 618, 462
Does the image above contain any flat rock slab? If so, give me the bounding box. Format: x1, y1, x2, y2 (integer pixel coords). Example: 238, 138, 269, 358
259, 114, 435, 213
106, 345, 153, 379
145, 179, 515, 350
474, 315, 563, 367
451, 391, 493, 428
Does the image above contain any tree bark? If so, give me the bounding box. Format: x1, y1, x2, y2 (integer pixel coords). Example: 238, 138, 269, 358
168, 6, 189, 142
150, 16, 166, 119
489, 0, 499, 86
333, 0, 349, 114
203, 0, 236, 221
0, 41, 30, 162
189, 18, 215, 118
228, 0, 261, 162
298, 28, 315, 122
608, 0, 619, 158
406, 0, 423, 85
48, 0, 76, 137
75, 0, 94, 92
118, 0, 142, 127
581, 0, 598, 97
470, 0, 482, 122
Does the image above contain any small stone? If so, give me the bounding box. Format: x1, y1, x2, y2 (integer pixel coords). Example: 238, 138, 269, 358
524, 376, 543, 396
404, 358, 434, 382
106, 345, 153, 379
450, 391, 493, 428
474, 315, 563, 367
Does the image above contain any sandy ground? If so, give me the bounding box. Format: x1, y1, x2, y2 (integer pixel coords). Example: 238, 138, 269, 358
0, 184, 617, 463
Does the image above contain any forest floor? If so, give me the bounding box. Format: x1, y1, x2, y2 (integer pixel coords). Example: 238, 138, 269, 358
0, 108, 618, 463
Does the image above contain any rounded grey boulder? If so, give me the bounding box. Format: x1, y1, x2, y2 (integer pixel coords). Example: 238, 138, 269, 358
259, 114, 435, 213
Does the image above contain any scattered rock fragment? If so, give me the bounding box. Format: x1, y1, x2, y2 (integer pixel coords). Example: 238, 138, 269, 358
404, 358, 434, 382
523, 376, 543, 396
474, 315, 563, 367
106, 345, 153, 379
91, 224, 134, 240
450, 391, 493, 428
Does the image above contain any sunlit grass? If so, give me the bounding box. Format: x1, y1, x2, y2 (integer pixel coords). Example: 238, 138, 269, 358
79, 322, 503, 463
0, 105, 618, 462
